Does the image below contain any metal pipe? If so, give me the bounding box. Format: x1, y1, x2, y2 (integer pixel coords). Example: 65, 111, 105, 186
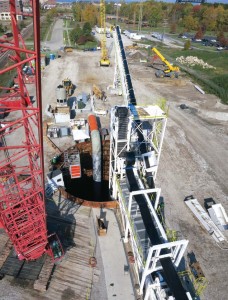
88, 114, 102, 201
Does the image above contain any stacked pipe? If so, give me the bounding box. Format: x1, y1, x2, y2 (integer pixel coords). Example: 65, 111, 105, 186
88, 114, 102, 201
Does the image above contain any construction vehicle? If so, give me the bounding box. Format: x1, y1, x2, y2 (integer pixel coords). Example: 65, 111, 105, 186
92, 84, 107, 101
151, 47, 180, 78
99, 0, 110, 66
64, 46, 73, 53
62, 78, 74, 96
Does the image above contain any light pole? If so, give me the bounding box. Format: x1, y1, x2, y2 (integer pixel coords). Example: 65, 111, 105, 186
162, 18, 168, 43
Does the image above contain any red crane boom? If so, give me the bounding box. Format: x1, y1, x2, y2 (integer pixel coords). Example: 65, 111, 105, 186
0, 0, 61, 261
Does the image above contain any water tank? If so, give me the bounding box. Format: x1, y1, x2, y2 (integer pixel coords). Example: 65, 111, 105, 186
56, 85, 67, 106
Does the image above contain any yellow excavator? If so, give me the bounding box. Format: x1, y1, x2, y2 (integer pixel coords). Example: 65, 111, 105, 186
62, 78, 74, 96
99, 0, 110, 67
151, 47, 180, 78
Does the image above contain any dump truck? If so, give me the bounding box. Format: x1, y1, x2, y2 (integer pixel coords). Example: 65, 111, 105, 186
151, 47, 180, 78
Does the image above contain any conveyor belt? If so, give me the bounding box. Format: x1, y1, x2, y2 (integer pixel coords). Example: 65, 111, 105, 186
126, 167, 188, 300
115, 26, 188, 300
116, 26, 136, 105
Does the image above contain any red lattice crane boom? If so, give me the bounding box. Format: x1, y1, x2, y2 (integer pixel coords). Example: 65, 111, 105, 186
0, 1, 60, 261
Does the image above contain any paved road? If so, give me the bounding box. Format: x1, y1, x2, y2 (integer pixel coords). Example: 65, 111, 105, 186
41, 19, 64, 51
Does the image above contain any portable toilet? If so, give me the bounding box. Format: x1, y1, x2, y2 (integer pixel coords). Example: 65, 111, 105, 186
50, 53, 55, 60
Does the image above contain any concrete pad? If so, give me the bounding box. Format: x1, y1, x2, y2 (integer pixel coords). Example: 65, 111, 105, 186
93, 208, 135, 300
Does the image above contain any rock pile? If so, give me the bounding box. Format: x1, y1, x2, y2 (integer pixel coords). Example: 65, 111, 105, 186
176, 56, 216, 69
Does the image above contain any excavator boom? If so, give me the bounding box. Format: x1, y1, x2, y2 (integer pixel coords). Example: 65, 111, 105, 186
152, 47, 180, 77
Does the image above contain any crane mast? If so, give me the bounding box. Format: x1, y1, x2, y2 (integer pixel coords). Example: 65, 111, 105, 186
0, 0, 61, 261
100, 0, 110, 66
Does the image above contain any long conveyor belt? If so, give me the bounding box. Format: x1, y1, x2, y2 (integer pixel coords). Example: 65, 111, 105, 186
115, 25, 189, 300
116, 26, 136, 105
126, 167, 188, 300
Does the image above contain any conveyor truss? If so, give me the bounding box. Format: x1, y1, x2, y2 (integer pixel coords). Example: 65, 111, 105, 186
109, 26, 192, 300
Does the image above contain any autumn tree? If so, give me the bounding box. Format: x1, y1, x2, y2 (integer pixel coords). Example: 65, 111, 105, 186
217, 31, 228, 47
81, 4, 98, 26
195, 27, 204, 39
170, 23, 177, 34
182, 15, 198, 31
216, 5, 226, 31
202, 6, 217, 32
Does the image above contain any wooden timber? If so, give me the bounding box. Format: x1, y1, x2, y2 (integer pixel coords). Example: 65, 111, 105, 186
44, 206, 100, 300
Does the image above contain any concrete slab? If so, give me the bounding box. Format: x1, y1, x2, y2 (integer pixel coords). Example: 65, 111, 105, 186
92, 208, 135, 300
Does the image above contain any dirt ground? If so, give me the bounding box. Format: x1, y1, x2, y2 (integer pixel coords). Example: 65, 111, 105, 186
128, 56, 228, 300
37, 36, 228, 299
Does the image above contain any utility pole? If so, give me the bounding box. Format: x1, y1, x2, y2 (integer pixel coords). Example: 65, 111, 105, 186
162, 18, 168, 43
138, 0, 143, 33
116, 1, 119, 22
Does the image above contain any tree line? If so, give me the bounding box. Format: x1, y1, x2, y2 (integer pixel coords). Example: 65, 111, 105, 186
42, 2, 228, 46
71, 1, 228, 32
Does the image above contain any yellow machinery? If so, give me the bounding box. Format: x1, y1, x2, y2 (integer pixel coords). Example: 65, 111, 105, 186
100, 0, 110, 66
92, 84, 107, 101
152, 47, 180, 78
62, 78, 74, 96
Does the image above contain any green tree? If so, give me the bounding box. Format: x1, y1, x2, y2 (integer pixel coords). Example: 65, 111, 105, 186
83, 22, 92, 36
72, 3, 82, 22
46, 8, 57, 23
184, 39, 191, 50
70, 24, 82, 44
148, 5, 163, 27
106, 3, 115, 15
